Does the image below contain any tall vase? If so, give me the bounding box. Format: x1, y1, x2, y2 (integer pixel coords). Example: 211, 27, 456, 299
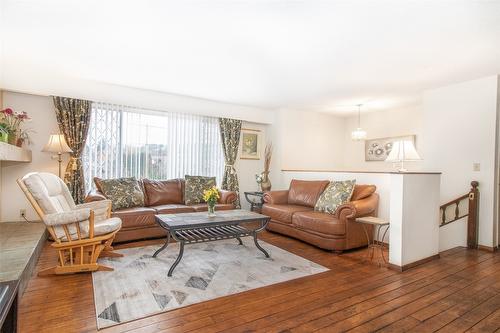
208, 201, 216, 217
260, 171, 272, 192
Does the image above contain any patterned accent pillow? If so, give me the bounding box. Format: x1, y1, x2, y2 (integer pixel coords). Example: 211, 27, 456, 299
99, 177, 145, 211
184, 175, 216, 205
314, 180, 356, 214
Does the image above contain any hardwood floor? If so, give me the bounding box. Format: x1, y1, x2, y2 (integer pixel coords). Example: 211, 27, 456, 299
19, 230, 500, 333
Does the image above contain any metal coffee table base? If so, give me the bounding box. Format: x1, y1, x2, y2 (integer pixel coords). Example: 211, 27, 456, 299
153, 221, 270, 277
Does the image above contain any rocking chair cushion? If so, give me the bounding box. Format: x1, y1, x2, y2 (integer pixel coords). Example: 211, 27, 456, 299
57, 217, 122, 241
93, 217, 122, 236
23, 172, 76, 214
43, 208, 91, 226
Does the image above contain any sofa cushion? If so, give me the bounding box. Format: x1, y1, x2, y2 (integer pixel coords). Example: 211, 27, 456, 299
99, 177, 145, 211
112, 207, 156, 229
189, 203, 234, 212
315, 180, 356, 214
152, 204, 195, 214
288, 180, 330, 208
262, 204, 312, 224
292, 211, 345, 236
143, 179, 184, 206
184, 175, 216, 205
351, 184, 377, 201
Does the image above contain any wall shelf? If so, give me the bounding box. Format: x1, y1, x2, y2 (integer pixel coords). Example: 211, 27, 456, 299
0, 142, 32, 163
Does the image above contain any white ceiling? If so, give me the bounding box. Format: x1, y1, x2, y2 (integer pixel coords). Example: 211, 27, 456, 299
1, 0, 500, 115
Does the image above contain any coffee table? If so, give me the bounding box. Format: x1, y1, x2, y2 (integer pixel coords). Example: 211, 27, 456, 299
153, 210, 271, 276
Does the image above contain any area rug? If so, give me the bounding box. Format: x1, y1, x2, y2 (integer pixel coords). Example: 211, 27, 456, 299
92, 238, 328, 329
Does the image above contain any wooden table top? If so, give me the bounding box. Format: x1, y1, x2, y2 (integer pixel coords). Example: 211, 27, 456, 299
355, 216, 390, 226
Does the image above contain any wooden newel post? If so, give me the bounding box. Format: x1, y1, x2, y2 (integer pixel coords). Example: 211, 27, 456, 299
467, 181, 479, 249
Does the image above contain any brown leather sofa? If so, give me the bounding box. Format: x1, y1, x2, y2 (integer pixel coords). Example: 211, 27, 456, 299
85, 178, 237, 243
262, 179, 379, 252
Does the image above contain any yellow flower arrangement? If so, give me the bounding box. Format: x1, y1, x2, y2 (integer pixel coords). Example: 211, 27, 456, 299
203, 186, 220, 204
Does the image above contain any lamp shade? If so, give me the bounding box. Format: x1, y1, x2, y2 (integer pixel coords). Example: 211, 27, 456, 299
42, 134, 73, 153
386, 140, 421, 162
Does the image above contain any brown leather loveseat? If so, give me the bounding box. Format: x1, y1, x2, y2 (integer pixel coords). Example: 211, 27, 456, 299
85, 178, 237, 243
262, 179, 379, 252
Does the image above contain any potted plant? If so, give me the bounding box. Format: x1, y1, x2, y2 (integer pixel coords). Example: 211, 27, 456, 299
203, 186, 220, 217
0, 108, 31, 147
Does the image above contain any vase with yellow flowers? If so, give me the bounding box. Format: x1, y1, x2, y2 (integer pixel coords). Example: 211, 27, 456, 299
203, 186, 220, 217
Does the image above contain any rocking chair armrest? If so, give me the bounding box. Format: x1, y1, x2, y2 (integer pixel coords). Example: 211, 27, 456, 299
76, 199, 112, 219
43, 208, 91, 227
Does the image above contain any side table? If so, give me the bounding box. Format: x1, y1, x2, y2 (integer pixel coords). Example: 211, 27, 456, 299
244, 191, 264, 213
355, 216, 390, 263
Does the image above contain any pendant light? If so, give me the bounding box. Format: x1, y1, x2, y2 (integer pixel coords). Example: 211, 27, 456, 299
351, 104, 367, 141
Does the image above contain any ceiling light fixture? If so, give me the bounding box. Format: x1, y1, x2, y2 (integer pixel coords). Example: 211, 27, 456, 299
351, 104, 367, 141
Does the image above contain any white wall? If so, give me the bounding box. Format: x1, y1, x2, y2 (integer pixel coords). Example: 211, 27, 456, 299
339, 77, 499, 250
343, 106, 423, 171
269, 109, 346, 190
3, 77, 499, 250
421, 76, 499, 249
5, 80, 274, 124
0, 91, 270, 220
1, 92, 63, 222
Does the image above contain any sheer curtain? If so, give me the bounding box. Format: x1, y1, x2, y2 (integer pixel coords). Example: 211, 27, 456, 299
83, 102, 225, 191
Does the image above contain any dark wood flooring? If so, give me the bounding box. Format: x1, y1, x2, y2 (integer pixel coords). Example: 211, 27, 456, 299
19, 230, 500, 333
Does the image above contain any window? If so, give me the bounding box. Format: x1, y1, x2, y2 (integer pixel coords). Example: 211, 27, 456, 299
82, 102, 225, 192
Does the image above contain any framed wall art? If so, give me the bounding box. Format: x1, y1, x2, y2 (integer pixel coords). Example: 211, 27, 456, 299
365, 135, 416, 161
240, 128, 261, 160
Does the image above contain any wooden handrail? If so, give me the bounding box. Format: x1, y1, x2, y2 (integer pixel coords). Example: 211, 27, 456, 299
439, 181, 479, 249
439, 193, 469, 210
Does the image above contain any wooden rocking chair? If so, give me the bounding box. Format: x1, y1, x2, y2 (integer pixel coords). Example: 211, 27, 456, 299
18, 172, 123, 276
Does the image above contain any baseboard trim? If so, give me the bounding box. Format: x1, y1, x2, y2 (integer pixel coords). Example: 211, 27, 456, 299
477, 245, 498, 252
388, 254, 440, 272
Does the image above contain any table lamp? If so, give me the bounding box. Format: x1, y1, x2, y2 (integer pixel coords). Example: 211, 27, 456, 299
385, 140, 421, 172
42, 134, 73, 178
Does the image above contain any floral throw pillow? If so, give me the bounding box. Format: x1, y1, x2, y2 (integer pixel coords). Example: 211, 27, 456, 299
99, 177, 145, 211
314, 180, 356, 214
184, 175, 216, 205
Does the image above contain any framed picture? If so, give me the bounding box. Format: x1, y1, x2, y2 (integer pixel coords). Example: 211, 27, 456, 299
365, 135, 416, 161
240, 128, 261, 160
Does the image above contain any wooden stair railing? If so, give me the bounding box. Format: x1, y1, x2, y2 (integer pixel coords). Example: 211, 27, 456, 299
439, 181, 479, 249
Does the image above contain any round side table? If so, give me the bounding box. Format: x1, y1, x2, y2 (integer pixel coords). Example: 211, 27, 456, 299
355, 216, 390, 263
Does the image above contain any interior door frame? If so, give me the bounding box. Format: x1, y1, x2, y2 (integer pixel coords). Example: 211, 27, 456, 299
495, 75, 500, 248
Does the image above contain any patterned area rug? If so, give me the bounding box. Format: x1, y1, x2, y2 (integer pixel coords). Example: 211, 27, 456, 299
92, 238, 328, 329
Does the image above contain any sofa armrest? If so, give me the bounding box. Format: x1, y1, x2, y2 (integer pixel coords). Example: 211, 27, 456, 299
218, 190, 237, 204
334, 193, 379, 220
43, 208, 91, 226
84, 191, 107, 203
263, 190, 289, 205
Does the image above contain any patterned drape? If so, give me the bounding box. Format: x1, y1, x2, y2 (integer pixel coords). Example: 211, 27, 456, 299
218, 118, 242, 208
53, 96, 92, 203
